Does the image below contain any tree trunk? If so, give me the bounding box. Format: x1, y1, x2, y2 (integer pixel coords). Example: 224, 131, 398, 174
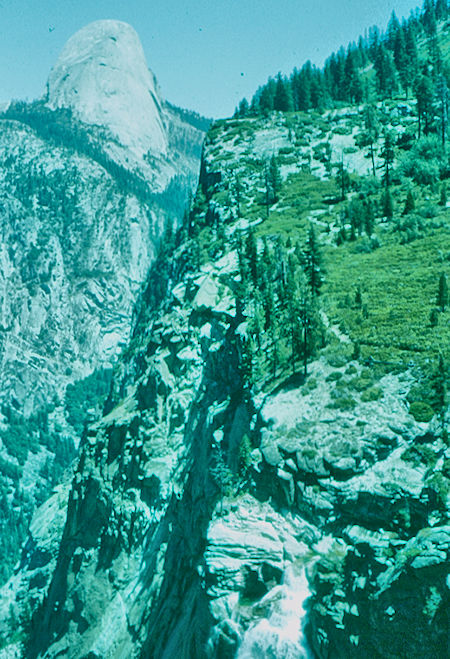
303, 327, 308, 376
370, 142, 376, 177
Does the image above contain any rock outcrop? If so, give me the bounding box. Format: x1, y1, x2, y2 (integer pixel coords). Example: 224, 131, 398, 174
0, 20, 205, 586
46, 20, 168, 162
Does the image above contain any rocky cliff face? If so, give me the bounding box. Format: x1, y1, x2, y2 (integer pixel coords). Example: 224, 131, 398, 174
46, 20, 168, 165
0, 93, 449, 658
0, 20, 205, 585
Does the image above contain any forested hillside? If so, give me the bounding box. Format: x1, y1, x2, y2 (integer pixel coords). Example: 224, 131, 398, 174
237, 0, 450, 119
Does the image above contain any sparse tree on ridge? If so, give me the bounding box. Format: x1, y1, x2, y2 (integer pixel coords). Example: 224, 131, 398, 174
274, 73, 294, 112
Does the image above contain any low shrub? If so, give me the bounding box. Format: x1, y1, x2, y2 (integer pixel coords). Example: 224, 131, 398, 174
348, 375, 373, 392
361, 386, 383, 401
323, 343, 353, 367
329, 395, 357, 410
326, 371, 343, 381
409, 400, 435, 422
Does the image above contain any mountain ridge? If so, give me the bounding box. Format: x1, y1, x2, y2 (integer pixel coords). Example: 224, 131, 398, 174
0, 20, 206, 589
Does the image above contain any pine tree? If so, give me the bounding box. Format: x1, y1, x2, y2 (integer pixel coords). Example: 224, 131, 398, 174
437, 272, 448, 311
304, 224, 323, 297
236, 98, 249, 117
393, 27, 409, 96
431, 353, 447, 425
309, 66, 328, 109
245, 229, 258, 286
239, 335, 254, 390
297, 289, 321, 376
264, 163, 271, 217
430, 307, 440, 326
435, 0, 449, 20
355, 284, 363, 308
381, 131, 395, 188
273, 238, 288, 298
368, 26, 381, 60
403, 25, 419, 99
234, 172, 242, 217
262, 283, 276, 331
292, 66, 311, 111
337, 157, 350, 200
284, 261, 303, 374
382, 188, 394, 219
237, 234, 251, 292
415, 72, 434, 137
362, 105, 380, 176
274, 74, 294, 112
334, 48, 348, 101
258, 78, 276, 114
437, 74, 449, 147
364, 199, 375, 236
374, 45, 397, 98
248, 294, 265, 351
344, 47, 363, 103
423, 0, 438, 37
387, 11, 401, 49
267, 154, 282, 204
260, 236, 273, 283
348, 199, 365, 235
403, 189, 415, 214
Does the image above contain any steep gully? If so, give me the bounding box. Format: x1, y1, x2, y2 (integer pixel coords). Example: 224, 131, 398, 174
24, 227, 257, 657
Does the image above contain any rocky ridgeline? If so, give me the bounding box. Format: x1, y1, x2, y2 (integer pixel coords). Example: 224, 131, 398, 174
0, 105, 449, 658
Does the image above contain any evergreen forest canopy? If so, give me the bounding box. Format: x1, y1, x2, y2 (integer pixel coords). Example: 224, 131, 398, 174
236, 0, 450, 125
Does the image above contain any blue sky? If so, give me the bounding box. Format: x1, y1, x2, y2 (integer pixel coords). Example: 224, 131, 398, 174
1, 0, 420, 118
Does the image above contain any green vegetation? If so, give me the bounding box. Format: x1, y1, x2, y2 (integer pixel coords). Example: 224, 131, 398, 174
409, 400, 436, 422
0, 484, 32, 583
0, 402, 78, 584
236, 1, 450, 121
235, 230, 324, 385
0, 101, 190, 217
65, 368, 112, 435
0, 409, 40, 465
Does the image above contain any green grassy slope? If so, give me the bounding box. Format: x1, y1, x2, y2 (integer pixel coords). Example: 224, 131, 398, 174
196, 102, 449, 377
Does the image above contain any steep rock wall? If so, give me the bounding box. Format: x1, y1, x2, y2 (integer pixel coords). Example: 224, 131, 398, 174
0, 19, 205, 588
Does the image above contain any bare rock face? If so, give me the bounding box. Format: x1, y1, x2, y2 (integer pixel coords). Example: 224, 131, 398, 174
0, 19, 205, 589
46, 20, 168, 166
0, 17, 205, 421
